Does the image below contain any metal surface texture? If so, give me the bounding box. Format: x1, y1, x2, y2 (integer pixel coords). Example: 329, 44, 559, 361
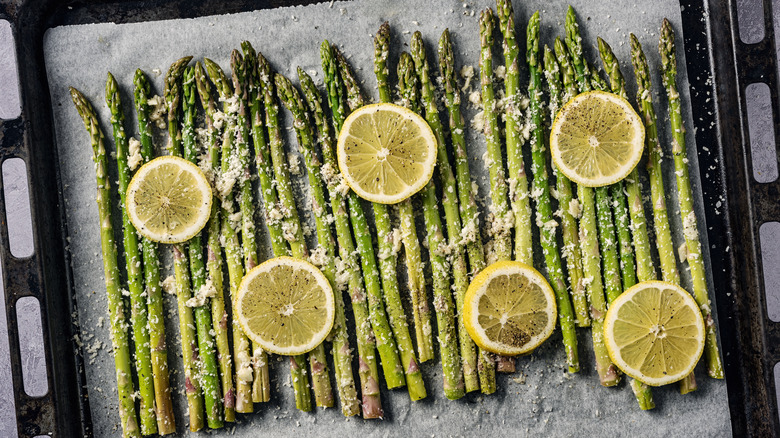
0, 0, 775, 436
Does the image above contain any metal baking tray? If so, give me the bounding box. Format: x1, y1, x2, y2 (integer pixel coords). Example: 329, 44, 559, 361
0, 0, 776, 436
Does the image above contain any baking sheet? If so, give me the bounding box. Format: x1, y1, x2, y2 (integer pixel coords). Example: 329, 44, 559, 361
43, 0, 730, 436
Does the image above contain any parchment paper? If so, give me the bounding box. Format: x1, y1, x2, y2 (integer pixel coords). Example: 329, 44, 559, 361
44, 0, 730, 436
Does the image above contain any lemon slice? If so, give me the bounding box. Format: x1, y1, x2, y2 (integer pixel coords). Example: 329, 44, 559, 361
603, 280, 705, 386
463, 261, 557, 356
126, 156, 212, 244
236, 256, 335, 356
337, 103, 437, 204
550, 91, 645, 187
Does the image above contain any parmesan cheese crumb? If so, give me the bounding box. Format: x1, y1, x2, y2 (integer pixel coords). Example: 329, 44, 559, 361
127, 137, 143, 171
162, 275, 177, 295
185, 278, 217, 307
147, 95, 167, 129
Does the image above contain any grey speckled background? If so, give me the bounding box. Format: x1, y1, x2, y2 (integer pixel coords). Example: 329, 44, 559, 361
0, 0, 779, 436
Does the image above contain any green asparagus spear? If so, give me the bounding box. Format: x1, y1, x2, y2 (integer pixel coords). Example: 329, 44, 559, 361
438, 29, 492, 393
659, 18, 724, 379
479, 8, 516, 375
334, 49, 427, 400
597, 36, 655, 410
240, 42, 288, 258
542, 46, 590, 328
588, 61, 611, 92
105, 72, 156, 435
70, 87, 141, 438
277, 70, 362, 414
165, 57, 207, 431
132, 70, 177, 434
193, 61, 237, 421
527, 11, 579, 373
297, 68, 363, 417
629, 32, 695, 400
369, 27, 428, 401
375, 23, 435, 365
318, 40, 383, 418
410, 30, 467, 398
399, 55, 466, 398
256, 51, 323, 410
229, 49, 272, 404
597, 37, 655, 284
203, 57, 255, 414
181, 65, 224, 428
480, 9, 512, 262
595, 185, 623, 304
496, 0, 533, 264
331, 45, 407, 391
586, 54, 640, 302
560, 15, 619, 386
562, 33, 623, 313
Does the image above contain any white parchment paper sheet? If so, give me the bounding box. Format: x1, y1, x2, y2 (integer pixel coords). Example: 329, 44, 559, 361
44, 0, 730, 436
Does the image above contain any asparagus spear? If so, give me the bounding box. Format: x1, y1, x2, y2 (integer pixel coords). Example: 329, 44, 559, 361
70, 87, 141, 438
541, 47, 590, 328
181, 66, 224, 428
318, 41, 383, 418
399, 49, 466, 400
558, 21, 618, 386
478, 8, 516, 375
575, 45, 628, 309
496, 0, 533, 264
563, 23, 625, 313
329, 44, 407, 390
241, 42, 289, 404
410, 30, 467, 399
229, 49, 272, 404
659, 19, 724, 379
479, 9, 512, 262
375, 23, 435, 365
256, 51, 325, 410
274, 73, 342, 410
527, 11, 579, 373
334, 48, 427, 400
297, 68, 363, 417
597, 36, 656, 410
585, 56, 640, 301
368, 28, 428, 401
132, 70, 177, 434
438, 29, 495, 393
277, 70, 362, 414
629, 33, 697, 400
588, 61, 611, 92
164, 57, 207, 431
595, 184, 623, 304
203, 57, 255, 414
193, 62, 237, 421
241, 42, 288, 258
105, 72, 156, 435
597, 37, 655, 283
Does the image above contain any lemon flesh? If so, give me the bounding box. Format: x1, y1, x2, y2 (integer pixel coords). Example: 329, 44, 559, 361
550, 91, 644, 187
337, 103, 437, 204
126, 156, 212, 244
236, 257, 335, 356
604, 281, 705, 386
463, 261, 557, 356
